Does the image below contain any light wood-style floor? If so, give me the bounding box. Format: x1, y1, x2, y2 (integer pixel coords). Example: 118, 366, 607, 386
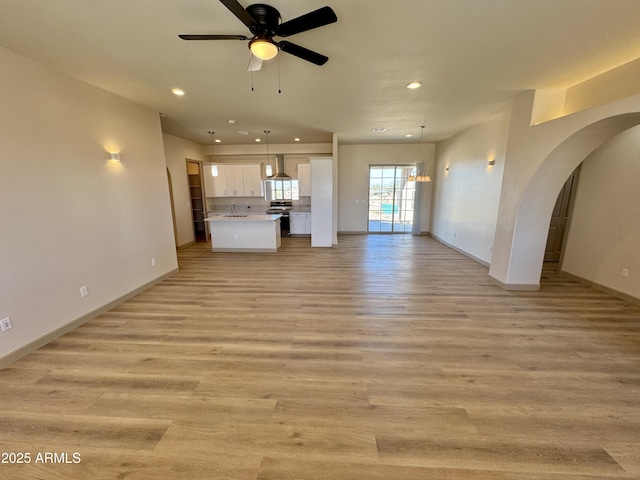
1, 235, 640, 479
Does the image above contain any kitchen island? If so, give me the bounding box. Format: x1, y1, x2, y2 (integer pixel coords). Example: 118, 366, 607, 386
204, 214, 282, 252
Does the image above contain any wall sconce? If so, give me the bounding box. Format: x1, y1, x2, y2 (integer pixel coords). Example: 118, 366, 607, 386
109, 152, 121, 162
487, 159, 495, 166
445, 166, 450, 172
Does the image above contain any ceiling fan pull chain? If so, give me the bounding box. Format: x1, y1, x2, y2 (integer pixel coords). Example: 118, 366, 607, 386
278, 55, 282, 94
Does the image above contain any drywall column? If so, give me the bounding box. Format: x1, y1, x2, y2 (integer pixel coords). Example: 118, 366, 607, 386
310, 156, 334, 247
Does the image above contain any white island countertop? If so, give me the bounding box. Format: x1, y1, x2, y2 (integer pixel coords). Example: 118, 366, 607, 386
204, 214, 282, 252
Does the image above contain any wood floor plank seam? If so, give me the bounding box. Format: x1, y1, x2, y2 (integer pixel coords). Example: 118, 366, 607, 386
1, 235, 639, 479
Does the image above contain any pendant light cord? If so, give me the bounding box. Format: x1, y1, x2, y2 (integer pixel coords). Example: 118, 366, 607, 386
208, 130, 215, 156
264, 130, 271, 174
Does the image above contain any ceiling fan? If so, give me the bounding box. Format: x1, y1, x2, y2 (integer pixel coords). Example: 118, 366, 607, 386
179, 0, 337, 66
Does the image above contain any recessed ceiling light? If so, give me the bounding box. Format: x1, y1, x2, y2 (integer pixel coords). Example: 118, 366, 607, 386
405, 134, 413, 137
215, 139, 222, 143
255, 138, 261, 142
406, 81, 422, 89
372, 128, 386, 133
227, 119, 236, 124
171, 88, 185, 96
294, 138, 301, 142
238, 131, 251, 135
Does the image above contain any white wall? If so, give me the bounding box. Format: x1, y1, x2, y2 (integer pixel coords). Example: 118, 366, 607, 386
430, 114, 510, 264
562, 126, 640, 300
0, 47, 178, 363
337, 144, 435, 233
163, 133, 207, 247
490, 90, 640, 289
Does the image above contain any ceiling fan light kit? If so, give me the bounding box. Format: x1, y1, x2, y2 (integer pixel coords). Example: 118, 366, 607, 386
249, 37, 278, 60
179, 0, 337, 66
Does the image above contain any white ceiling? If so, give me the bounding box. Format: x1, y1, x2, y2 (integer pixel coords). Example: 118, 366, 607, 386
2, 0, 640, 146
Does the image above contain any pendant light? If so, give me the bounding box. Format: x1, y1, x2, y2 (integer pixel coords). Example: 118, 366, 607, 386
408, 125, 431, 182
264, 130, 273, 177
208, 131, 215, 155
208, 131, 218, 177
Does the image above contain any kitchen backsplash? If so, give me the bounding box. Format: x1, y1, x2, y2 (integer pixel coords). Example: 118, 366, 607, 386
207, 197, 310, 212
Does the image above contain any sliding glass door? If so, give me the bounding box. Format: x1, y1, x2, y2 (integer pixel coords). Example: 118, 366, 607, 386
368, 165, 416, 233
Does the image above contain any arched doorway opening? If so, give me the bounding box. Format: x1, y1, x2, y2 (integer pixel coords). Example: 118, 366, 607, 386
492, 113, 640, 289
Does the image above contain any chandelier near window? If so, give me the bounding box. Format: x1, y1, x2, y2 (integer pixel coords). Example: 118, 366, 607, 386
408, 125, 431, 182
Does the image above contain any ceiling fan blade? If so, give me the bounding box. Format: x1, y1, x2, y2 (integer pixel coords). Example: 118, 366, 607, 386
219, 0, 257, 29
278, 41, 329, 66
277, 6, 337, 37
179, 34, 248, 40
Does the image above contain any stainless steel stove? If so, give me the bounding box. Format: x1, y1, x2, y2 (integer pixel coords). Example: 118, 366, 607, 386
267, 201, 292, 233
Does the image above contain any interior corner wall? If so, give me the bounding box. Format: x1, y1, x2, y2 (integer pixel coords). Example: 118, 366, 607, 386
162, 133, 207, 247
430, 113, 510, 264
561, 125, 640, 300
0, 46, 178, 363
337, 143, 435, 234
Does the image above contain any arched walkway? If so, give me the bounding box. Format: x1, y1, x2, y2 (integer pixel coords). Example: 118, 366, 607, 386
489, 102, 640, 289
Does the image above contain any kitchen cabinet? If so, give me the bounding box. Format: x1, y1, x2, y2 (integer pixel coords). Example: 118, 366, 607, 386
223, 164, 244, 197
209, 166, 226, 197
203, 163, 216, 197
242, 164, 263, 197
205, 214, 282, 252
297, 163, 311, 197
206, 164, 263, 197
290, 211, 311, 235
202, 163, 226, 197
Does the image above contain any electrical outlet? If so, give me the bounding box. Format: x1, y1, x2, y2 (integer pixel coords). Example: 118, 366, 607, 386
151, 257, 157, 267
621, 268, 629, 278
1, 317, 12, 332
80, 285, 89, 297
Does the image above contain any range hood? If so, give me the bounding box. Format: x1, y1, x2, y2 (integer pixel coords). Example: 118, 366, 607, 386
268, 154, 291, 179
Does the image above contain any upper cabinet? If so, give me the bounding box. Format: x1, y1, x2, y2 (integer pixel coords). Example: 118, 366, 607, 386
297, 163, 311, 197
203, 164, 216, 197
223, 164, 244, 197
203, 163, 263, 197
242, 164, 264, 197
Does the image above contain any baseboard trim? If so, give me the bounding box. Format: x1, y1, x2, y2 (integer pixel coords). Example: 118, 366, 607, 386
0, 268, 179, 369
487, 274, 540, 291
559, 270, 640, 306
177, 240, 196, 249
428, 233, 491, 268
